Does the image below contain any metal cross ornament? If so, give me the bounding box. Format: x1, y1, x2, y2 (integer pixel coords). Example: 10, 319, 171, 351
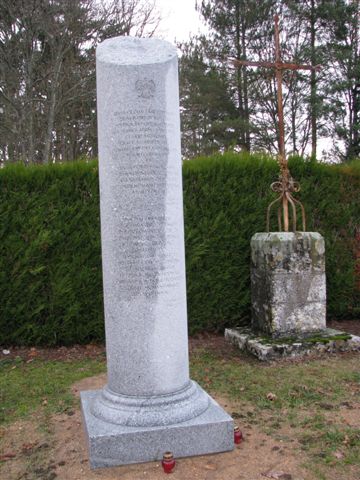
232, 15, 320, 232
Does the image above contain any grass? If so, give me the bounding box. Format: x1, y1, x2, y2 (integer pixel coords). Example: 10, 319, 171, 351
0, 346, 359, 479
190, 349, 359, 410
0, 357, 105, 424
190, 347, 360, 477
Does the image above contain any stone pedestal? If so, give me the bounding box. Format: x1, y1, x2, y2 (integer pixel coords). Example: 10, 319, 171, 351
80, 36, 233, 469
225, 232, 360, 360
251, 232, 326, 338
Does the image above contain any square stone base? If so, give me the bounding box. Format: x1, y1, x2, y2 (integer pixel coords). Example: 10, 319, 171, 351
251, 232, 326, 337
225, 327, 360, 361
81, 389, 234, 469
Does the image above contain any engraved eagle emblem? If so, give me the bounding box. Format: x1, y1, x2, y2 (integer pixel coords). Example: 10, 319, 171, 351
135, 79, 156, 99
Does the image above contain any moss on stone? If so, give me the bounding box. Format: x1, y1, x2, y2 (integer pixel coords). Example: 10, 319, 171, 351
305, 333, 352, 344
257, 332, 352, 346
258, 336, 298, 345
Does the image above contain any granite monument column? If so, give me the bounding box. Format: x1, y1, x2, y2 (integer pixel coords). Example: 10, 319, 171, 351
81, 36, 233, 468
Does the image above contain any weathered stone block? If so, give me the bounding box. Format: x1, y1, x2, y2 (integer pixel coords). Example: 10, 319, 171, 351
251, 232, 326, 338
225, 327, 360, 361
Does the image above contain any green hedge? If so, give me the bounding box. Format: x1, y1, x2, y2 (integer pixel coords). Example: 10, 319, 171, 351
0, 162, 103, 345
0, 154, 359, 345
184, 153, 360, 333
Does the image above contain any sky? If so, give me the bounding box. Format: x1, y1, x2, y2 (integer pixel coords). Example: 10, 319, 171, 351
155, 0, 205, 43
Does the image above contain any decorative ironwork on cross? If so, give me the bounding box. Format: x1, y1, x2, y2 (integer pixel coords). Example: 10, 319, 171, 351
231, 15, 321, 232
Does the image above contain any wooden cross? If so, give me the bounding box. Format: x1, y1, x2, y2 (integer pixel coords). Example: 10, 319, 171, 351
232, 15, 320, 232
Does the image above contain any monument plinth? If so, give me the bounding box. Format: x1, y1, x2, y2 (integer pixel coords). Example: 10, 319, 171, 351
226, 232, 360, 361
80, 37, 233, 469
251, 232, 326, 337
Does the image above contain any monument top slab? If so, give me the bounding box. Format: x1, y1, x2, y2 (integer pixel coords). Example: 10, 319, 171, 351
96, 36, 177, 66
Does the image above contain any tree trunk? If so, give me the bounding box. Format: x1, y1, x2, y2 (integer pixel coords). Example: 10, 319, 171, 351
235, 2, 245, 150
352, 82, 360, 157
349, 0, 359, 158
241, 17, 250, 151
26, 51, 35, 164
291, 97, 297, 153
43, 50, 63, 165
310, 0, 317, 160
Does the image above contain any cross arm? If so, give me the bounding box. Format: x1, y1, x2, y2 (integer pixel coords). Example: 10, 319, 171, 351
230, 58, 277, 69
230, 58, 321, 72
281, 62, 321, 72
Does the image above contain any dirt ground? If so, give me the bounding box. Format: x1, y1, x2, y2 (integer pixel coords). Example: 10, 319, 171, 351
2, 319, 359, 364
1, 321, 360, 480
1, 372, 360, 480
327, 319, 360, 337
1, 372, 311, 480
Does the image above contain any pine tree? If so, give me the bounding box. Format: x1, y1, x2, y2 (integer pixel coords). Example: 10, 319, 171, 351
179, 36, 241, 158
326, 0, 360, 160
197, 0, 276, 152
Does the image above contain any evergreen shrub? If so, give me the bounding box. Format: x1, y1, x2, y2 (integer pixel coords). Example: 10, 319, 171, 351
183, 153, 360, 334
0, 162, 103, 345
0, 154, 359, 345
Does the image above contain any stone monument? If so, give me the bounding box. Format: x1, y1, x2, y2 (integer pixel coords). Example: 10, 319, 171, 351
225, 15, 360, 361
225, 232, 360, 360
80, 36, 234, 469
251, 232, 326, 338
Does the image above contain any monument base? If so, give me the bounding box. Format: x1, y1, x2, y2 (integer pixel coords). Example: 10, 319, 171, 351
251, 232, 326, 337
81, 386, 234, 469
225, 327, 360, 361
